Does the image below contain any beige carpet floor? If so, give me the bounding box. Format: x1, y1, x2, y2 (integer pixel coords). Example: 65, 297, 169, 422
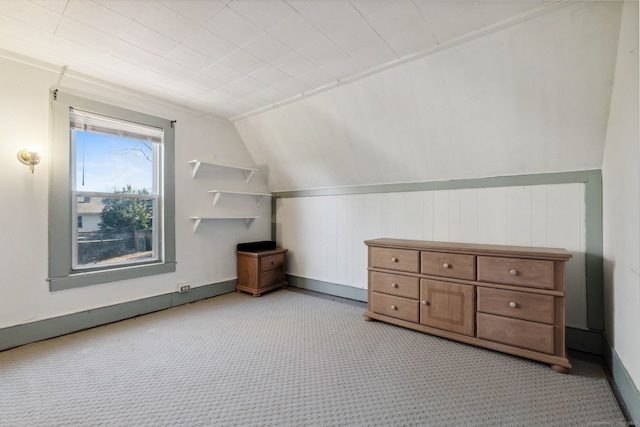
0, 290, 629, 426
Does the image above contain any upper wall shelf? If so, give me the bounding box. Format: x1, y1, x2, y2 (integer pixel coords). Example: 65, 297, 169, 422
208, 190, 271, 207
189, 160, 258, 183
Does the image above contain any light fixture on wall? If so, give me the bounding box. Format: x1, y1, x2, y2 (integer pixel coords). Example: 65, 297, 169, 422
17, 149, 41, 174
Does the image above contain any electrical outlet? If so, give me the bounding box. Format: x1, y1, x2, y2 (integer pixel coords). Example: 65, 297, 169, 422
178, 283, 190, 293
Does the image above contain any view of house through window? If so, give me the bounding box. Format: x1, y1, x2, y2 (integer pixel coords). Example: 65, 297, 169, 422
71, 109, 163, 270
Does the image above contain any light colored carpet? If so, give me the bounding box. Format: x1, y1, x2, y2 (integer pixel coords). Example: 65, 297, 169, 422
0, 290, 628, 426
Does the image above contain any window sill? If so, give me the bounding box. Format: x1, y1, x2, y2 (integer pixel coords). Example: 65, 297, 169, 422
48, 261, 177, 291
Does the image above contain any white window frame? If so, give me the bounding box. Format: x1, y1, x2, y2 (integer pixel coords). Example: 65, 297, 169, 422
49, 90, 176, 291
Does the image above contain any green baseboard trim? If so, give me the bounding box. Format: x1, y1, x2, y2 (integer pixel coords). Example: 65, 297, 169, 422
565, 327, 603, 354
170, 279, 236, 306
286, 275, 368, 302
0, 280, 236, 352
604, 340, 640, 425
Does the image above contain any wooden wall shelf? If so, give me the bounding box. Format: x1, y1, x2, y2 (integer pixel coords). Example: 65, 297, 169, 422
208, 190, 271, 207
190, 216, 258, 232
189, 160, 258, 183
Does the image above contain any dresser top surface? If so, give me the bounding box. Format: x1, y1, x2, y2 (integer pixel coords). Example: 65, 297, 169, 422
365, 238, 572, 260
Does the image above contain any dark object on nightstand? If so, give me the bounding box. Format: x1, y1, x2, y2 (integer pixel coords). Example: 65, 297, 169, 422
237, 240, 276, 252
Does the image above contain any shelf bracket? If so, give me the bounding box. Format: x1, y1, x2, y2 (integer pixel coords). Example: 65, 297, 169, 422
212, 192, 223, 206
192, 217, 202, 232
243, 169, 255, 184
191, 160, 202, 179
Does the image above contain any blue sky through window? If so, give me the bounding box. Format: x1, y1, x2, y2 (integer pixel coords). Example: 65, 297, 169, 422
75, 131, 154, 193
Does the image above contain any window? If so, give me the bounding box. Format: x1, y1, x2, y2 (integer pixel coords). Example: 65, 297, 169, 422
49, 90, 175, 291
71, 108, 161, 269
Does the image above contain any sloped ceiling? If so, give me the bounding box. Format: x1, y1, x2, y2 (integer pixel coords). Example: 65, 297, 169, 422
1, 0, 557, 120
0, 1, 624, 192
235, 1, 623, 191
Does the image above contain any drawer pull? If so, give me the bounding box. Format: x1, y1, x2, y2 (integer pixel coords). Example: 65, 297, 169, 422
391, 257, 398, 262
391, 283, 398, 288
390, 305, 397, 310
509, 269, 517, 276
443, 263, 450, 269
421, 300, 429, 306
509, 301, 517, 308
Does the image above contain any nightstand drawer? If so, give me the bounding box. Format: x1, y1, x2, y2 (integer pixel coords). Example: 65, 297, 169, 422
260, 270, 285, 287
477, 312, 554, 354
370, 271, 419, 299
477, 287, 554, 324
371, 247, 419, 273
421, 251, 476, 280
477, 256, 554, 289
371, 293, 419, 323
261, 254, 284, 272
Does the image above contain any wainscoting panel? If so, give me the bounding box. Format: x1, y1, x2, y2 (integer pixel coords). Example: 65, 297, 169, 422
275, 183, 587, 329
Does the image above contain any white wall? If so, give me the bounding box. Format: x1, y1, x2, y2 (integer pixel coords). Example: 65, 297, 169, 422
602, 0, 640, 401
276, 183, 588, 328
236, 1, 621, 192
0, 53, 270, 328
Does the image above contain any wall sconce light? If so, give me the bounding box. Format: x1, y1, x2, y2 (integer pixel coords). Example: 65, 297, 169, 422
17, 149, 41, 174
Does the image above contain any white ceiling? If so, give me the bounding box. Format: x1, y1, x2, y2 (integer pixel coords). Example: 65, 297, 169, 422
0, 0, 554, 120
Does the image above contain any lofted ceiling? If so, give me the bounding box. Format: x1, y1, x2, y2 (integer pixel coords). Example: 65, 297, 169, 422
0, 0, 556, 120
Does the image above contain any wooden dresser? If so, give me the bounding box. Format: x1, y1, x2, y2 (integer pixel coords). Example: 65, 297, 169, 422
236, 248, 288, 297
364, 238, 572, 373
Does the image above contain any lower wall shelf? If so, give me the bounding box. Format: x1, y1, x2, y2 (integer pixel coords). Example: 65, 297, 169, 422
190, 216, 259, 232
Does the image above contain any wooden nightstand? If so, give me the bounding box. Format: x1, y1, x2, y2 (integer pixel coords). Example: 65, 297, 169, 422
236, 248, 288, 297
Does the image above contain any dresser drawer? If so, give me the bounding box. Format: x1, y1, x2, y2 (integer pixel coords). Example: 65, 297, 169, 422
421, 251, 476, 280
477, 288, 554, 324
370, 247, 419, 273
260, 254, 284, 272
477, 312, 554, 354
370, 271, 419, 299
371, 293, 419, 323
477, 256, 555, 289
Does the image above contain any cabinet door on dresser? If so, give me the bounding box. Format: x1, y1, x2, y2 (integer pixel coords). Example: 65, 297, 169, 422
420, 279, 475, 336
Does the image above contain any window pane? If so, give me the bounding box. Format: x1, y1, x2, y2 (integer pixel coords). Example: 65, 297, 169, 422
75, 196, 157, 268
74, 131, 154, 193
